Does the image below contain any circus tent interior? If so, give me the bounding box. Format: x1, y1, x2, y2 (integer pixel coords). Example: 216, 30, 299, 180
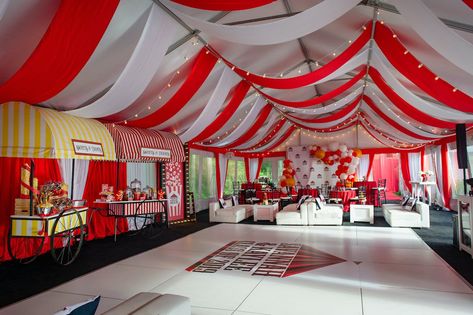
1, 0, 473, 314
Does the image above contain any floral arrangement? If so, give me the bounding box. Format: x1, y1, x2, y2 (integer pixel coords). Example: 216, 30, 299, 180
419, 170, 434, 181
36, 181, 72, 213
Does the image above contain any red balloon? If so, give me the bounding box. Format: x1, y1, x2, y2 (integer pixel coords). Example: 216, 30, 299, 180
346, 157, 352, 163
336, 149, 342, 156
291, 170, 296, 176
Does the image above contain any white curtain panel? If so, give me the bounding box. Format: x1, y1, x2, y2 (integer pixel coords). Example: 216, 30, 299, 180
164, 0, 360, 45
45, 1, 152, 109
0, 0, 9, 21
217, 153, 227, 198
66, 4, 175, 118
391, 0, 473, 77
408, 152, 421, 183
361, 103, 433, 143
179, 67, 240, 143
248, 122, 292, 152
233, 112, 279, 150
126, 162, 157, 189
209, 96, 266, 146
282, 86, 362, 114
59, 159, 89, 200
431, 145, 445, 206
290, 105, 359, 129
358, 154, 370, 180
371, 50, 473, 121
248, 158, 260, 182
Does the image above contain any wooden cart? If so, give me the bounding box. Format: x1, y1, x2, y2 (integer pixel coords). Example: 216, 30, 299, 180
8, 207, 87, 265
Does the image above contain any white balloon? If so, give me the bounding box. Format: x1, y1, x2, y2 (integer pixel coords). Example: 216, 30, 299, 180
279, 175, 286, 181
348, 149, 353, 155
340, 173, 348, 180
344, 162, 349, 166
339, 144, 348, 152
328, 142, 339, 152
348, 166, 356, 174
341, 151, 348, 158
321, 146, 328, 151
352, 157, 360, 164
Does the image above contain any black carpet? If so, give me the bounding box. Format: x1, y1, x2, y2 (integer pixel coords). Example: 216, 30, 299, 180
0, 214, 215, 308
1, 206, 472, 308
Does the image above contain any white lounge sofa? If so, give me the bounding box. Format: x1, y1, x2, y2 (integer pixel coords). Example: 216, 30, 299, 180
276, 202, 309, 225
102, 292, 190, 315
307, 198, 344, 225
209, 201, 254, 223
382, 201, 430, 228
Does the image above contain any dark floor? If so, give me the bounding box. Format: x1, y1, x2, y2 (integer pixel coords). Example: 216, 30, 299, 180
1, 205, 472, 308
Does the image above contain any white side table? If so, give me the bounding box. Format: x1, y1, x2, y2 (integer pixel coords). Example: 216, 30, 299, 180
253, 203, 279, 222
350, 204, 374, 224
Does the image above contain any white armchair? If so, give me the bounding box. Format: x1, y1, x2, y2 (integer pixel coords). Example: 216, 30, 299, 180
383, 201, 430, 228
276, 202, 309, 225
307, 199, 344, 225
208, 201, 253, 223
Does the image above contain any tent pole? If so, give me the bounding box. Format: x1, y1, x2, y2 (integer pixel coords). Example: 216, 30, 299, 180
29, 159, 35, 216
70, 159, 75, 199
463, 168, 467, 195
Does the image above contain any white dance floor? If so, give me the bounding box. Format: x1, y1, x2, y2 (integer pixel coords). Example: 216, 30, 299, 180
1, 224, 473, 315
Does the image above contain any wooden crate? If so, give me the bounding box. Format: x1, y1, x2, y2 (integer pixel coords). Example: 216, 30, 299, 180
14, 198, 36, 216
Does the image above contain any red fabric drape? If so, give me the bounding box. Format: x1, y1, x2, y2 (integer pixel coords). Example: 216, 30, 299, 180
464, 0, 473, 9
362, 95, 436, 140
0, 158, 63, 261
400, 152, 412, 191
368, 68, 456, 129
375, 22, 473, 113
232, 24, 371, 89
255, 158, 263, 180
440, 143, 452, 209
222, 105, 273, 148
82, 161, 128, 240
171, 0, 275, 10
0, 0, 119, 104
261, 68, 366, 107
129, 49, 218, 128
367, 153, 375, 179
421, 147, 425, 171
191, 81, 250, 143
288, 95, 361, 123
244, 157, 251, 183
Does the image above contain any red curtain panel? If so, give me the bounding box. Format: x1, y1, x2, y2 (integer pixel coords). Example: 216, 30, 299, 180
0, 0, 119, 104
0, 157, 63, 261
171, 0, 275, 11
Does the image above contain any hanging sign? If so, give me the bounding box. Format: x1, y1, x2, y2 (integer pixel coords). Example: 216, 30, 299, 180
140, 147, 171, 159
72, 139, 104, 156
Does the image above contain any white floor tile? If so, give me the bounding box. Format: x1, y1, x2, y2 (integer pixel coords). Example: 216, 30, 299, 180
117, 247, 205, 270
191, 306, 234, 314
151, 270, 262, 310
362, 286, 473, 315
360, 262, 472, 293
53, 264, 179, 300
352, 246, 446, 266
0, 290, 122, 315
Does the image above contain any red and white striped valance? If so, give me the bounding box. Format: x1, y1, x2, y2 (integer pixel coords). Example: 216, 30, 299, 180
104, 124, 185, 162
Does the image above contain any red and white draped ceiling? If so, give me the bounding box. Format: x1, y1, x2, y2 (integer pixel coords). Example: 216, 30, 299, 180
0, 0, 472, 155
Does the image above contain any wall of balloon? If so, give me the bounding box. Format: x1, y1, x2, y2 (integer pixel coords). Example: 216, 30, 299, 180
278, 143, 363, 190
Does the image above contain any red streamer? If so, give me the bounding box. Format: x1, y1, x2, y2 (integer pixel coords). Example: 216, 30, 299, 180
375, 22, 473, 113
171, 0, 275, 11
232, 24, 371, 89
129, 49, 218, 128
191, 81, 250, 143
241, 119, 286, 151
463, 0, 473, 9
262, 68, 366, 107
400, 152, 412, 191
368, 67, 456, 129
0, 0, 119, 104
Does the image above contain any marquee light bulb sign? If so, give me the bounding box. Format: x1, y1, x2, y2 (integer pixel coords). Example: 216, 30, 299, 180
309, 142, 362, 182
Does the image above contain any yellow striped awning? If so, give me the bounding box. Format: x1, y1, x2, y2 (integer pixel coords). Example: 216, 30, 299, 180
1, 102, 116, 160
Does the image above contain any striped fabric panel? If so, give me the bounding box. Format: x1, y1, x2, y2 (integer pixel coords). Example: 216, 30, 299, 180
39, 108, 116, 160
108, 201, 165, 216
0, 102, 53, 158
105, 124, 185, 162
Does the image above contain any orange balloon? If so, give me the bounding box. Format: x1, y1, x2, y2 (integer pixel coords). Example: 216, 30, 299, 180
286, 177, 295, 187
314, 149, 325, 159
352, 148, 362, 158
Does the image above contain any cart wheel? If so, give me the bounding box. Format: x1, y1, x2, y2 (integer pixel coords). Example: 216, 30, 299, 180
141, 213, 166, 239
7, 226, 45, 264
132, 213, 151, 231
50, 209, 85, 266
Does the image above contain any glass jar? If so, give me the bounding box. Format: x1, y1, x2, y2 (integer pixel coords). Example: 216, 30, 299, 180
131, 178, 141, 192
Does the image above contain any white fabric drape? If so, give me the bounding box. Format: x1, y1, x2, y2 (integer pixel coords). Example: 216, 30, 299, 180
217, 153, 227, 198
66, 5, 175, 118
0, 0, 9, 21
234, 112, 279, 150
371, 50, 473, 121
408, 152, 421, 184
358, 154, 370, 180
45, 1, 152, 109
164, 0, 360, 45
391, 0, 473, 77
431, 145, 444, 206
282, 87, 362, 114
59, 159, 89, 200
209, 96, 266, 146
248, 122, 292, 152
290, 105, 359, 129
126, 162, 157, 189
179, 68, 240, 143
248, 158, 260, 182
